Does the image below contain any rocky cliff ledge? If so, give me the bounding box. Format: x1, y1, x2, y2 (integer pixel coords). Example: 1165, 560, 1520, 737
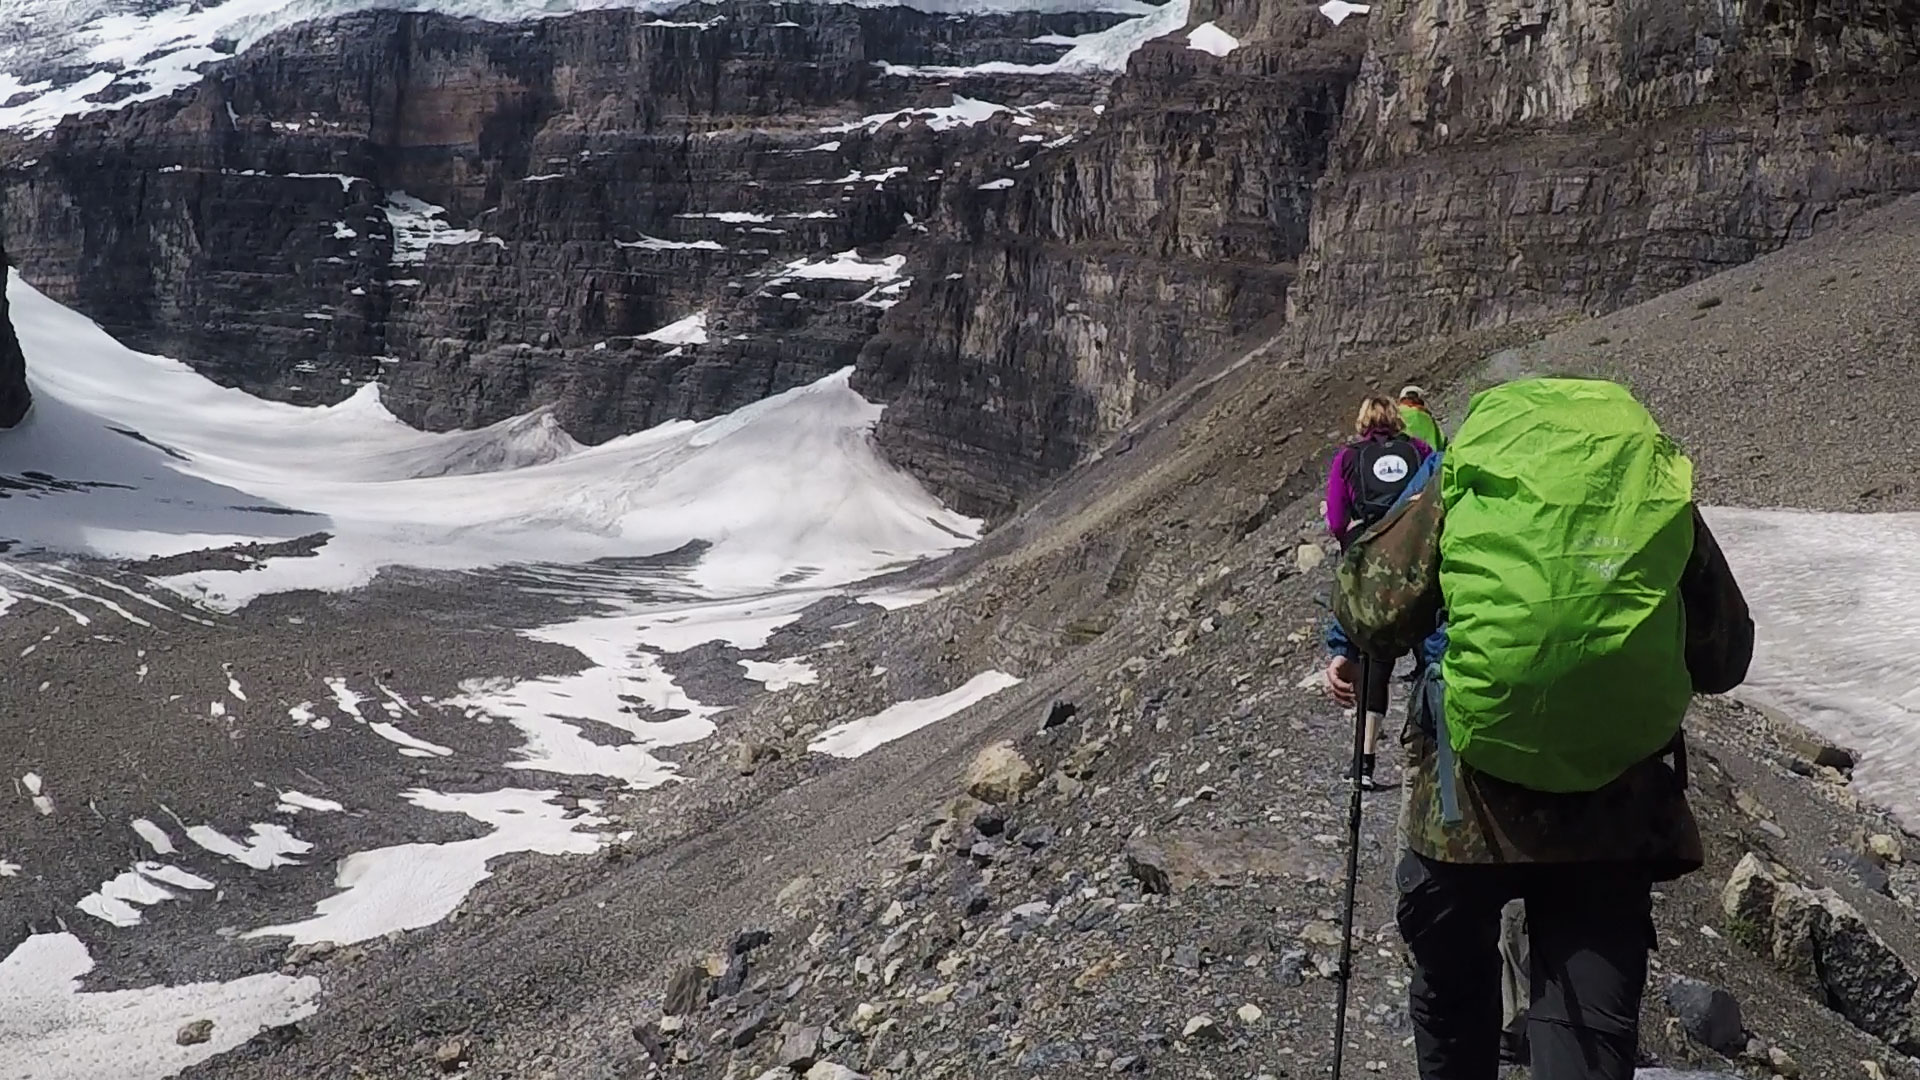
1287, 0, 1920, 352
855, 7, 1365, 517
0, 1, 1123, 440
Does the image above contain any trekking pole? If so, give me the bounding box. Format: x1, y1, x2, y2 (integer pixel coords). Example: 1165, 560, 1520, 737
1331, 652, 1371, 1079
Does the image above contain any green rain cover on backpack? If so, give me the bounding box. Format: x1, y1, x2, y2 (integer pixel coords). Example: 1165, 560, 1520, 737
1439, 378, 1696, 793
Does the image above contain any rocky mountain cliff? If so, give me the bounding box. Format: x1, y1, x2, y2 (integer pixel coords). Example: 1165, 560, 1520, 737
1288, 0, 1920, 351
0, 1, 1123, 440
854, 7, 1364, 515
3, 0, 1919, 517
872, 0, 1920, 515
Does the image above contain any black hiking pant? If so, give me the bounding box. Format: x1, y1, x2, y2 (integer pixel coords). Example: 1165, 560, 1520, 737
1395, 850, 1653, 1080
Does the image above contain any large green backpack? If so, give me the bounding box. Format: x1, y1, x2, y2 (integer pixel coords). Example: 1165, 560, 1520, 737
1439, 378, 1695, 793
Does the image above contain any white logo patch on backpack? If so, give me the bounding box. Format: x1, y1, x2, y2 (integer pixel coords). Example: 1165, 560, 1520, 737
1371, 454, 1411, 483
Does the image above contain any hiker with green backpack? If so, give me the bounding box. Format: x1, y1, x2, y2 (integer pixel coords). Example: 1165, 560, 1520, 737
1397, 385, 1448, 452
1332, 378, 1754, 1080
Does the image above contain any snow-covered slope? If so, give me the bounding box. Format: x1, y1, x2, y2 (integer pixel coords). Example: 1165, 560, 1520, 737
0, 0, 1160, 134
0, 270, 979, 608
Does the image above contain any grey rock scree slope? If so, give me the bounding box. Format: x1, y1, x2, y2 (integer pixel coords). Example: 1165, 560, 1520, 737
0, 0, 1918, 1079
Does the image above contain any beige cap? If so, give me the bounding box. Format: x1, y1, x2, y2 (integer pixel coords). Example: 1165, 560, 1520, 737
1399, 384, 1426, 403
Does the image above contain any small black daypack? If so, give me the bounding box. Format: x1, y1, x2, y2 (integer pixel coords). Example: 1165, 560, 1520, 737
1343, 435, 1421, 537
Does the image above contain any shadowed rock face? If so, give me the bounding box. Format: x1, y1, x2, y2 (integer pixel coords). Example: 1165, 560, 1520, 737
1286, 0, 1920, 352
854, 9, 1369, 518
0, 237, 26, 427
0, 1, 1123, 440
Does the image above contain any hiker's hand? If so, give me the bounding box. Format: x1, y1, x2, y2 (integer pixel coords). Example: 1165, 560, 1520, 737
1325, 656, 1358, 707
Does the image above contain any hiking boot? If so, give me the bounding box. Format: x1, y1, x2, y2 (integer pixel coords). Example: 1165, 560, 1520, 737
1344, 754, 1379, 791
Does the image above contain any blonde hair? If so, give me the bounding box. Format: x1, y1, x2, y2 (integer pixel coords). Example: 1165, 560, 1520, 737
1355, 395, 1405, 437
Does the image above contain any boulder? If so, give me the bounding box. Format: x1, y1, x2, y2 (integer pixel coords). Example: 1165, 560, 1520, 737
1722, 852, 1920, 1052
1123, 828, 1331, 894
805, 1062, 868, 1080
1663, 976, 1745, 1055
1721, 853, 1780, 951
175, 1019, 214, 1046
964, 742, 1038, 804
663, 962, 711, 1017
778, 1025, 823, 1069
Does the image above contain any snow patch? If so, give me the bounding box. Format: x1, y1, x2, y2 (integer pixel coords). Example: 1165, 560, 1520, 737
676, 211, 772, 223
858, 586, 950, 611
369, 722, 454, 757
245, 789, 603, 945
1706, 508, 1920, 829
0, 932, 319, 1080
811, 671, 1024, 757
186, 823, 312, 870
740, 656, 819, 691
1318, 0, 1370, 25
782, 251, 906, 284
878, 0, 1191, 77
977, 178, 1015, 190
132, 819, 176, 855
382, 192, 494, 265
640, 310, 709, 346
1186, 21, 1238, 55
325, 678, 365, 722
616, 234, 725, 252
826, 95, 1007, 135
21, 772, 52, 816
277, 791, 345, 814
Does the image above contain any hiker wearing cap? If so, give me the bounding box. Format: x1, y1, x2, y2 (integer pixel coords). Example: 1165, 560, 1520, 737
1397, 385, 1448, 452
1323, 395, 1433, 790
1331, 378, 1754, 1080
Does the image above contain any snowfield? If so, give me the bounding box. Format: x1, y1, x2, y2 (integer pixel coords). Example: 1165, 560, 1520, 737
0, 271, 991, 1065
1704, 507, 1920, 828
0, 272, 976, 609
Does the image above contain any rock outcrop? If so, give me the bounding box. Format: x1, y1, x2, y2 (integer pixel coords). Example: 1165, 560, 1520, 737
862, 0, 1920, 515
1288, 0, 1920, 351
856, 8, 1367, 516
1723, 853, 1920, 1054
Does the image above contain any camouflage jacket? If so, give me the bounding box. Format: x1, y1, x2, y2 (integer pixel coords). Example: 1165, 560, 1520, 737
1399, 509, 1752, 879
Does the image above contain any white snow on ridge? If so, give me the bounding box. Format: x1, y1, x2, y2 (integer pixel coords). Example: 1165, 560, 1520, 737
1318, 0, 1371, 26
879, 0, 1191, 78
810, 670, 1024, 758
0, 932, 319, 1080
826, 94, 1008, 135
615, 234, 725, 252
383, 192, 494, 265
640, 310, 710, 346
131, 818, 176, 854
0, 274, 975, 609
1185, 21, 1238, 56
1705, 507, 1920, 829
782, 250, 907, 284
186, 822, 311, 870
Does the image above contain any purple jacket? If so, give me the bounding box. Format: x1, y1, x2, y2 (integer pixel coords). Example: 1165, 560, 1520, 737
1325, 432, 1432, 544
